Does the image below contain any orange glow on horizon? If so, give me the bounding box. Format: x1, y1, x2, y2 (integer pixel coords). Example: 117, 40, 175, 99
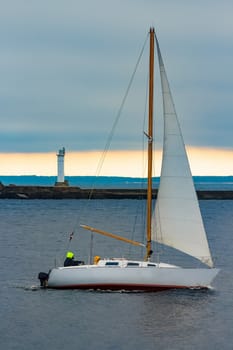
0, 147, 232, 176
186, 147, 233, 176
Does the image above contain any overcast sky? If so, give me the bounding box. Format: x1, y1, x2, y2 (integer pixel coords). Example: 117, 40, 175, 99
0, 0, 233, 155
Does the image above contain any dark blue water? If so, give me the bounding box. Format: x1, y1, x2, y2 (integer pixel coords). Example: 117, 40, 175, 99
1, 175, 233, 190
1, 199, 233, 350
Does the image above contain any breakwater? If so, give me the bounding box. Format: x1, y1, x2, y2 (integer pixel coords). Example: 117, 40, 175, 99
0, 184, 233, 199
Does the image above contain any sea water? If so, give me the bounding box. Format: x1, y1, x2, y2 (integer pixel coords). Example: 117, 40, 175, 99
0, 199, 233, 350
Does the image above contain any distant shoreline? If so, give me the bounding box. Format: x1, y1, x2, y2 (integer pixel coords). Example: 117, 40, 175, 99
0, 184, 233, 199
0, 175, 233, 190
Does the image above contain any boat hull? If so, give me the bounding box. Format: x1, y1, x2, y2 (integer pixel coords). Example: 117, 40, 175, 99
47, 265, 219, 291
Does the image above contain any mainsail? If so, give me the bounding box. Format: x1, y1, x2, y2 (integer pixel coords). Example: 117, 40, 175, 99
152, 35, 213, 267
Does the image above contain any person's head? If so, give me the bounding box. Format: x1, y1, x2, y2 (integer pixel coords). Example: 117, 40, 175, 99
66, 251, 74, 259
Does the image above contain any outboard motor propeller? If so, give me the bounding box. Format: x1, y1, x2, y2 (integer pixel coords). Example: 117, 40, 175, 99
38, 272, 49, 288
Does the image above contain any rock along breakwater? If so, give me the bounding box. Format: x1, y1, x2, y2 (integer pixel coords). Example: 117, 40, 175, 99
0, 183, 233, 199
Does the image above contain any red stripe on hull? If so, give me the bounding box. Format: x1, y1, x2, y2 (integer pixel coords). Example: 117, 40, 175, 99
49, 283, 207, 291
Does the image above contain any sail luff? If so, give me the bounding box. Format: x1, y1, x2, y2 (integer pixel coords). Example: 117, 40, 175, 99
153, 35, 214, 267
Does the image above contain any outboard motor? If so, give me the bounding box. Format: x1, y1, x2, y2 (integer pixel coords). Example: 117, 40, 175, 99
38, 272, 49, 288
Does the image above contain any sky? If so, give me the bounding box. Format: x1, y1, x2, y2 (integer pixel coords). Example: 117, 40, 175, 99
0, 0, 233, 176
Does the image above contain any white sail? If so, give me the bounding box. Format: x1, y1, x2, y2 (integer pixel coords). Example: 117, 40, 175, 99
152, 36, 213, 267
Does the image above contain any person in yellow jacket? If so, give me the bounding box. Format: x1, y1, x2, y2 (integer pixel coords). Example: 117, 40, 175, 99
64, 251, 84, 267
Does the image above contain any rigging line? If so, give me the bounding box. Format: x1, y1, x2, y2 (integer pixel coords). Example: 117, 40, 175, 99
140, 73, 149, 244
127, 72, 149, 259
87, 32, 150, 200
68, 33, 150, 241
141, 72, 149, 176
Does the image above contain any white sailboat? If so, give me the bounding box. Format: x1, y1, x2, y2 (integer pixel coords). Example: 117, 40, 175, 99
39, 28, 219, 291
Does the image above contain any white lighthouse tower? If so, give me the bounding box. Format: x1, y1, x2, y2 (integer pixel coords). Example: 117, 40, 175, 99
55, 147, 68, 186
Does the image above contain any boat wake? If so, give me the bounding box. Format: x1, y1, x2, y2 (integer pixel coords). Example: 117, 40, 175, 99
8, 282, 42, 291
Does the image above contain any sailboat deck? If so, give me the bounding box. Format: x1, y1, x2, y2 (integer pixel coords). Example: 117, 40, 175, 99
58, 259, 179, 269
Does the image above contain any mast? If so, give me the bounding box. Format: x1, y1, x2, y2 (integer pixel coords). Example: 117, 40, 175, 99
145, 27, 155, 260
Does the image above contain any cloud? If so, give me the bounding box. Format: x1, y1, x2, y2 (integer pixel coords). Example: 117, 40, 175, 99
0, 0, 232, 163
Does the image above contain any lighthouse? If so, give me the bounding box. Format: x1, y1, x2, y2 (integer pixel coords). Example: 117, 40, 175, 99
55, 147, 68, 186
